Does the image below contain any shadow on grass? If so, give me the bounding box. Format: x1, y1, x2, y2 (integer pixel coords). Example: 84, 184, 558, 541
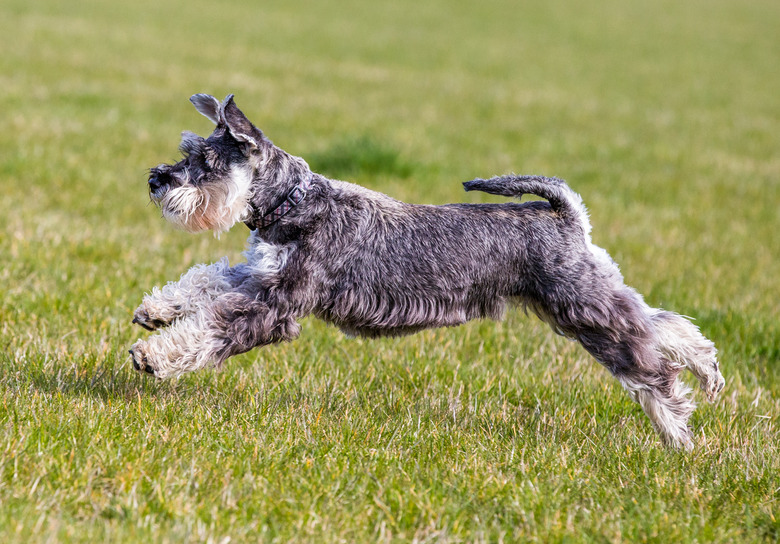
307, 135, 416, 180
0, 347, 183, 404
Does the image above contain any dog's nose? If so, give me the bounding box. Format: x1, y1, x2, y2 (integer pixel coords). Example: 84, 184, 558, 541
148, 174, 164, 192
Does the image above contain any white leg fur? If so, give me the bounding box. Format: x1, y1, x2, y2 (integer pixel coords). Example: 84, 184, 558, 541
130, 309, 228, 379
133, 258, 234, 329
651, 310, 725, 401
621, 376, 695, 451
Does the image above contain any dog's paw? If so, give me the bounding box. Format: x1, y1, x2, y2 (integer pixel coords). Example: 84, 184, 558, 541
702, 362, 726, 402
129, 342, 157, 377
132, 304, 169, 331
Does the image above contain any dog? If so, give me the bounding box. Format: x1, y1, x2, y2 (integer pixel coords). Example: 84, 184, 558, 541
130, 94, 724, 450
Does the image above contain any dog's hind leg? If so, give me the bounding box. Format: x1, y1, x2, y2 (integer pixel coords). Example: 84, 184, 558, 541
578, 328, 695, 451
546, 287, 697, 450
650, 309, 724, 401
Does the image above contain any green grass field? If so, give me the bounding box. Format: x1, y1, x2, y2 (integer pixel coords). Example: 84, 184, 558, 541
1, 0, 779, 541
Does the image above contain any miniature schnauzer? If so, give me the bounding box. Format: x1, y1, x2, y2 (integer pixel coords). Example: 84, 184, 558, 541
130, 94, 724, 450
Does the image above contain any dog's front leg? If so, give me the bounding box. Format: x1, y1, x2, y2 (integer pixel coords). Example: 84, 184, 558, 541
130, 290, 301, 378
133, 258, 249, 330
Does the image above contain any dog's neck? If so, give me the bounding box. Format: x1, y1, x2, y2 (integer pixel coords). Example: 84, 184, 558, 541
244, 145, 314, 232
245, 172, 313, 231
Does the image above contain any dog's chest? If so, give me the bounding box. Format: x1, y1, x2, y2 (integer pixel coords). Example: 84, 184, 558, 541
245, 234, 291, 277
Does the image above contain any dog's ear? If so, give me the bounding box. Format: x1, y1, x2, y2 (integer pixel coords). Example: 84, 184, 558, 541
221, 94, 263, 152
190, 94, 223, 125
179, 131, 206, 154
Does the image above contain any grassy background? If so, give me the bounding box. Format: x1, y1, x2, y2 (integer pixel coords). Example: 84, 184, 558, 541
1, 0, 779, 541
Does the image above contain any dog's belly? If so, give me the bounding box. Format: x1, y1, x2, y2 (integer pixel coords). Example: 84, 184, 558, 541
320, 268, 517, 336
322, 293, 507, 338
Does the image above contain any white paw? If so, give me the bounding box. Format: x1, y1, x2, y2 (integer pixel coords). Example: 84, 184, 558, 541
129, 341, 158, 377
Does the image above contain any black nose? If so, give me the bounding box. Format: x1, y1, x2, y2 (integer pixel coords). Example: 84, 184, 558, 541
148, 174, 163, 192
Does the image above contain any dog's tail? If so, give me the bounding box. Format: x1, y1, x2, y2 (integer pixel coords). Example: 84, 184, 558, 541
463, 175, 586, 221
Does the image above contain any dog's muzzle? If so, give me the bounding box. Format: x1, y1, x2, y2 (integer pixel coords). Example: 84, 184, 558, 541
148, 174, 165, 194
148, 173, 170, 201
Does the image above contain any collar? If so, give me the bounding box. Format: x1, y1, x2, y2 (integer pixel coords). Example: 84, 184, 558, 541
254, 173, 313, 230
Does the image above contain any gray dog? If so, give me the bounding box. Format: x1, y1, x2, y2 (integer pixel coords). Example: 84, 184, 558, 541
130, 94, 724, 450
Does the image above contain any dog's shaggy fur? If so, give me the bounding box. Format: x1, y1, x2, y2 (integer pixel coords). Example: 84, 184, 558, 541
130, 94, 724, 450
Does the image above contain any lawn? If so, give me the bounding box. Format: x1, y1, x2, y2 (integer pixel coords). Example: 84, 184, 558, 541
1, 0, 778, 541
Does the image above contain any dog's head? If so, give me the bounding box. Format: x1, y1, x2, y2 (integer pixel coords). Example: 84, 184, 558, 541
147, 94, 268, 233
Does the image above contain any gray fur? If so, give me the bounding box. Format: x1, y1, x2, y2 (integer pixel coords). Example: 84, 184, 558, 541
130, 94, 725, 450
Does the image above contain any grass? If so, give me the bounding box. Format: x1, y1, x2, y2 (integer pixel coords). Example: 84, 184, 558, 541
1, 0, 779, 541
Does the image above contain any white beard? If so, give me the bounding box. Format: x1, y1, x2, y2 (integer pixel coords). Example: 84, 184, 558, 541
159, 166, 253, 233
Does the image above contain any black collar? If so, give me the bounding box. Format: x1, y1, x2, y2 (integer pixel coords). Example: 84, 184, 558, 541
250, 174, 313, 230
